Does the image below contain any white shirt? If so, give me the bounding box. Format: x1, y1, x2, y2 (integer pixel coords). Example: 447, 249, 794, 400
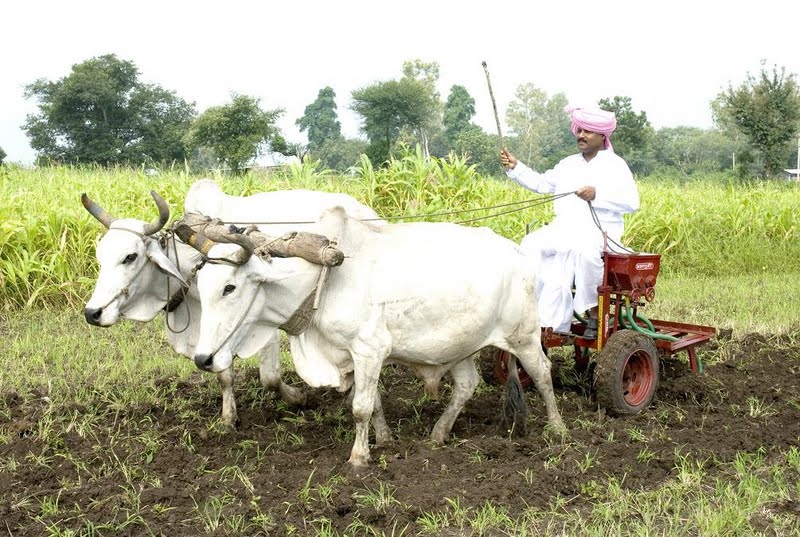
506, 150, 640, 244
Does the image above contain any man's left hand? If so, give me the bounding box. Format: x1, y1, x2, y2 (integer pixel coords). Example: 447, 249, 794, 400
576, 186, 596, 201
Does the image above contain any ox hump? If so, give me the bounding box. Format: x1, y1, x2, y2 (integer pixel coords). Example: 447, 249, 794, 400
184, 179, 225, 216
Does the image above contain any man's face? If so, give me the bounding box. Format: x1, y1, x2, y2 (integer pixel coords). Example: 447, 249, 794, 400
575, 128, 606, 154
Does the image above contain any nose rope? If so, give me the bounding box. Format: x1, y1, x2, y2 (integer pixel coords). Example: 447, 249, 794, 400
199, 261, 328, 363
163, 231, 198, 334
90, 228, 152, 313
199, 280, 260, 363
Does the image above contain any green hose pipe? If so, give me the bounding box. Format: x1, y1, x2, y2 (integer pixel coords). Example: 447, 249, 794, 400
621, 303, 679, 342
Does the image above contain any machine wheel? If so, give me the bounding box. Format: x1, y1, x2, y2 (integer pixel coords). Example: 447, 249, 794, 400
594, 330, 660, 415
490, 349, 534, 389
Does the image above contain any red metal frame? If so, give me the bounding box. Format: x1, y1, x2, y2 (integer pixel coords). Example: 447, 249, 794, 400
541, 249, 716, 374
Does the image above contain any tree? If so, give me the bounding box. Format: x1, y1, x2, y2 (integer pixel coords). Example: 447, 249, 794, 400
186, 94, 284, 174
401, 60, 443, 159
0, 146, 6, 165
505, 84, 572, 169
23, 54, 195, 166
351, 78, 436, 165
454, 126, 502, 176
296, 86, 342, 151
653, 127, 738, 174
713, 63, 800, 178
598, 96, 656, 174
443, 85, 476, 145
314, 137, 369, 172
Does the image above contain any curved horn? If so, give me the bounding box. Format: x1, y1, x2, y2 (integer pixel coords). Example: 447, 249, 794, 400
142, 191, 171, 236
81, 193, 116, 228
174, 221, 219, 255
204, 227, 255, 264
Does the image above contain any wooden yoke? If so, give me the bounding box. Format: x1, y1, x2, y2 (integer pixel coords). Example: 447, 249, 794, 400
173, 212, 345, 267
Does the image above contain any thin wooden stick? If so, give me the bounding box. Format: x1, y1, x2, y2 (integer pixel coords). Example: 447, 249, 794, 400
481, 61, 504, 150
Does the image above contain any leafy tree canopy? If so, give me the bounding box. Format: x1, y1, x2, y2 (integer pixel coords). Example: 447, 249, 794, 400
653, 126, 738, 174
23, 54, 196, 166
402, 60, 441, 103
0, 146, 6, 164
598, 96, 653, 154
186, 94, 284, 174
351, 78, 436, 165
401, 60, 443, 159
443, 85, 476, 145
296, 86, 342, 151
713, 63, 800, 178
598, 96, 656, 174
314, 137, 369, 172
454, 125, 502, 176
505, 84, 572, 169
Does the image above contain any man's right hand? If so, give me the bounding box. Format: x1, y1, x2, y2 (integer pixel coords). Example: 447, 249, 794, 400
500, 148, 517, 170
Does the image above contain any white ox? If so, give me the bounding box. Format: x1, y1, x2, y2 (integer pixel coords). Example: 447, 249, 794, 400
82, 180, 383, 426
190, 206, 566, 468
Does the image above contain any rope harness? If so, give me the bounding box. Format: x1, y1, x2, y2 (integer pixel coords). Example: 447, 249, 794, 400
192, 193, 574, 227
194, 264, 261, 360
586, 201, 637, 254
182, 192, 587, 353
92, 227, 158, 313
162, 230, 207, 334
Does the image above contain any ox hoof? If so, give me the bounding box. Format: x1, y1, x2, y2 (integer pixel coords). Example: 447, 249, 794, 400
543, 421, 568, 441
220, 417, 240, 432
374, 431, 393, 447
430, 430, 449, 446
279, 384, 307, 407
347, 456, 371, 472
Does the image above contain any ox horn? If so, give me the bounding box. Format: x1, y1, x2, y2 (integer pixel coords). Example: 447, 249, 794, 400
173, 221, 218, 256
142, 191, 171, 236
81, 193, 116, 228
203, 227, 256, 265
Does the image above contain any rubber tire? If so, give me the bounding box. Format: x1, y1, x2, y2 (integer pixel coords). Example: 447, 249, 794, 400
493, 349, 534, 389
594, 329, 660, 415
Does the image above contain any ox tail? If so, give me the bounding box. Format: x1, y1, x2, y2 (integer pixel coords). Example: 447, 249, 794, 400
503, 353, 529, 437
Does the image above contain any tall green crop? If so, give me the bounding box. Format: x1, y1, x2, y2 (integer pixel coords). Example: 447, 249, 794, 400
1, 156, 798, 310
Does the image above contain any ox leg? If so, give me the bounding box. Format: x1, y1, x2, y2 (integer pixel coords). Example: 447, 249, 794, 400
514, 341, 566, 434
217, 366, 238, 428
346, 382, 392, 445
258, 332, 306, 406
430, 355, 480, 445
347, 351, 386, 468
371, 394, 392, 446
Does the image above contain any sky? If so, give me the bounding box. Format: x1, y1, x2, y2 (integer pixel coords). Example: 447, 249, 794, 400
2, 0, 799, 165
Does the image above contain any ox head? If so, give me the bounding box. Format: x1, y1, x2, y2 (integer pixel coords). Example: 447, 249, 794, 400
191, 232, 307, 373
83, 191, 186, 326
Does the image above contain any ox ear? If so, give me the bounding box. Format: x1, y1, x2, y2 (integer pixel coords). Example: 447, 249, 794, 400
145, 242, 187, 285
250, 258, 299, 285
316, 205, 349, 247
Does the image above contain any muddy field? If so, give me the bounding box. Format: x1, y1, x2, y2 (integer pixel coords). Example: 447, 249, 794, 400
2, 332, 799, 535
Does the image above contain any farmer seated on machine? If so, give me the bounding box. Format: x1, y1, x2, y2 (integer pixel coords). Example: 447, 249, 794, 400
500, 106, 640, 339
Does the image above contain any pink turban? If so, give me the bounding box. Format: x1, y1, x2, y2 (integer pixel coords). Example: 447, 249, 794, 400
564, 105, 617, 151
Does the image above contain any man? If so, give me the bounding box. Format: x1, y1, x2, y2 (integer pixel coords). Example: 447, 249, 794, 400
500, 106, 639, 339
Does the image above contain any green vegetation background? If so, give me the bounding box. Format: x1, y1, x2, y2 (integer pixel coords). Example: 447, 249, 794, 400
2, 152, 799, 332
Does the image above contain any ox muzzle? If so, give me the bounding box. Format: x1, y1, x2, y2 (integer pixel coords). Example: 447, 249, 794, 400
194, 353, 215, 371
84, 306, 107, 327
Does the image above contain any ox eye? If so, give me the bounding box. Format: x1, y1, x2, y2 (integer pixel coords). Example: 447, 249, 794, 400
223, 284, 236, 296
122, 253, 138, 265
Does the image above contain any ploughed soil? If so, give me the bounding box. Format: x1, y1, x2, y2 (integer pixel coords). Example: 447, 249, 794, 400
2, 332, 799, 535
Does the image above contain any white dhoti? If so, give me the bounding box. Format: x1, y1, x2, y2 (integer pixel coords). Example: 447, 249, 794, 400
520, 221, 605, 333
